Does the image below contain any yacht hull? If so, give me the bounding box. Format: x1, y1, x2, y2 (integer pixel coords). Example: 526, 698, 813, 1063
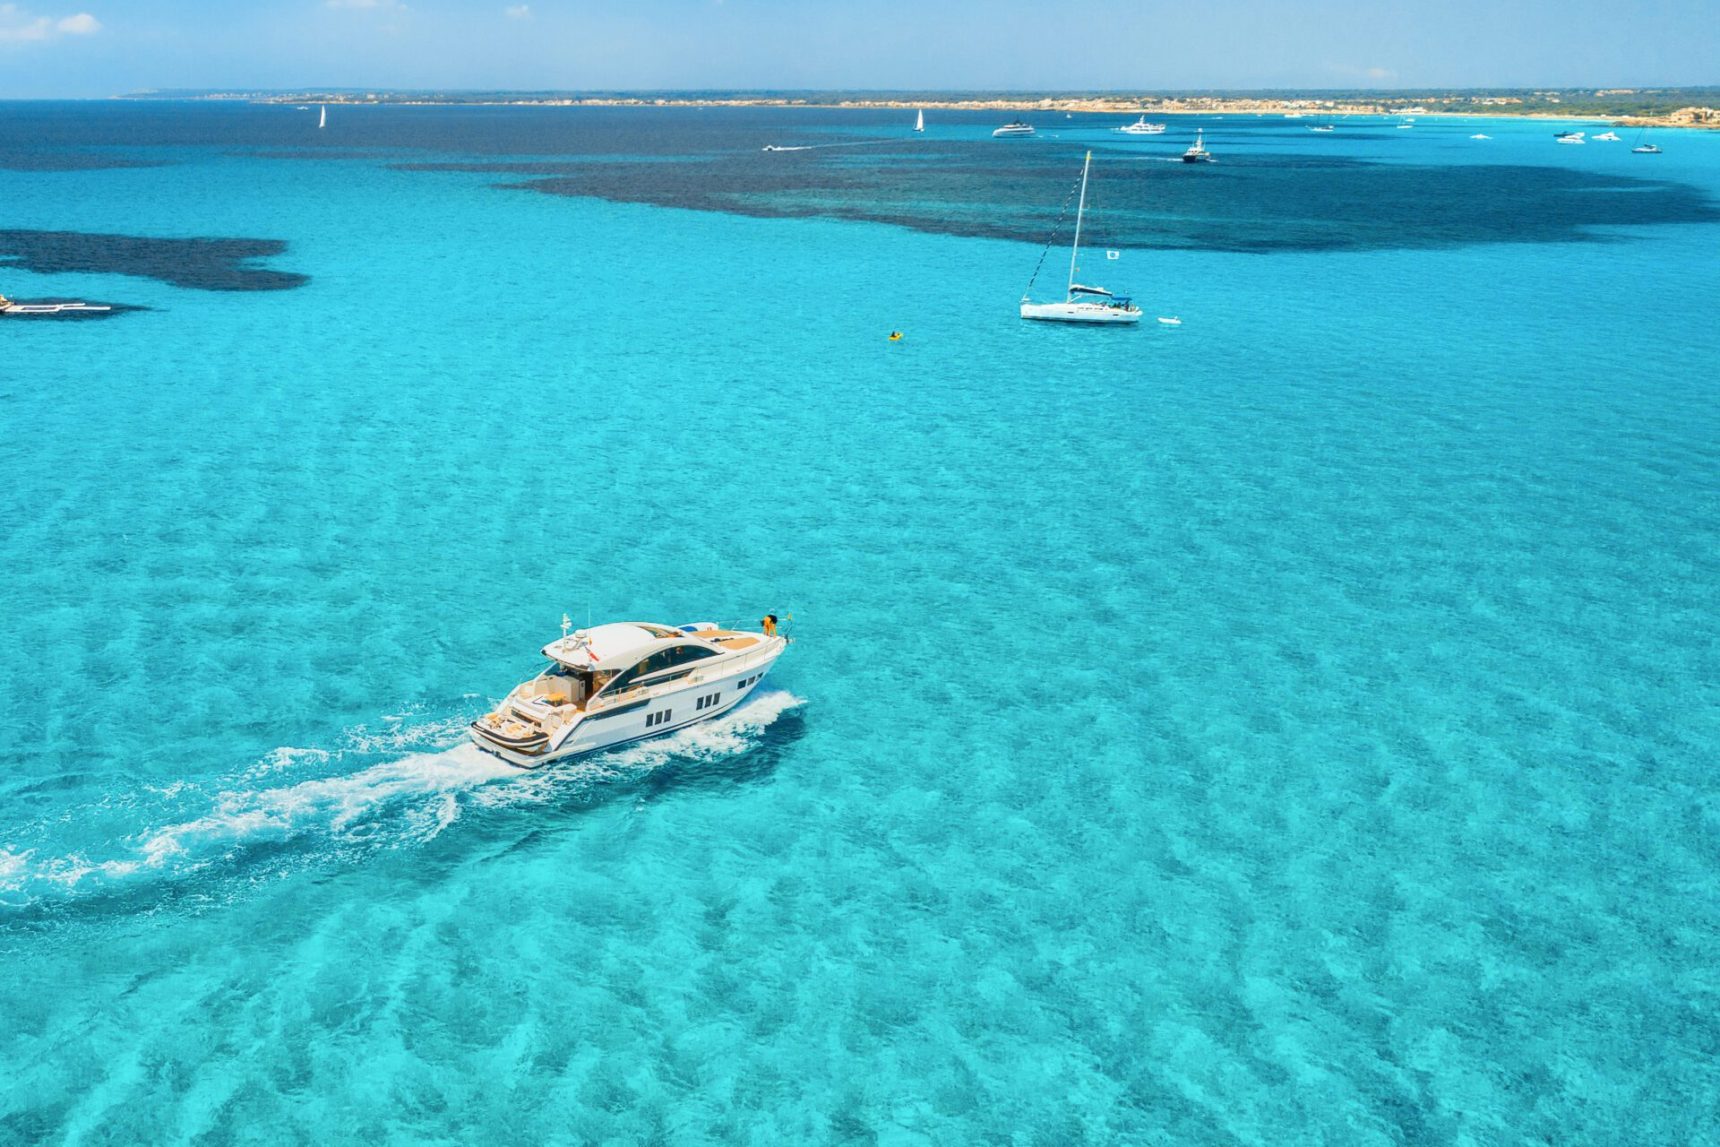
470, 641, 785, 768
1020, 302, 1141, 324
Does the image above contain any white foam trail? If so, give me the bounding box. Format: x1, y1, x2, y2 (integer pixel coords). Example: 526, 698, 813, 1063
137, 743, 513, 867
1, 692, 805, 905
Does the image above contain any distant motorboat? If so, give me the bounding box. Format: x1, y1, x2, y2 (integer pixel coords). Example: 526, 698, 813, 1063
1555, 131, 1586, 145
914, 108, 924, 133
1117, 116, 1167, 135
1397, 122, 1414, 129
1180, 129, 1214, 163
0, 295, 112, 317
318, 104, 327, 129
1470, 133, 1492, 140
993, 120, 1035, 138
1157, 316, 1182, 326
1593, 130, 1622, 141
1308, 124, 1335, 133
1020, 151, 1142, 326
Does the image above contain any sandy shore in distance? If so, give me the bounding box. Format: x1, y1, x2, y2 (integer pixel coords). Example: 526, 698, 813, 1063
232, 93, 1719, 129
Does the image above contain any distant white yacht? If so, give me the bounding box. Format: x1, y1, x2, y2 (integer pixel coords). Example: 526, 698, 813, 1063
1632, 128, 1662, 154
1470, 133, 1492, 140
1020, 151, 1141, 326
1593, 130, 1621, 141
993, 120, 1035, 138
470, 618, 788, 767
0, 294, 111, 317
1116, 116, 1167, 135
1555, 130, 1586, 145
1308, 124, 1336, 133
1180, 129, 1214, 163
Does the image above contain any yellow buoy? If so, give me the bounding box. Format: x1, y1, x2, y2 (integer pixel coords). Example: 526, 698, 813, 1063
888, 331, 903, 341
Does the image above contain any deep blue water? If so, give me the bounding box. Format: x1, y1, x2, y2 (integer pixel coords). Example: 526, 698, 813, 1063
2, 101, 1718, 1143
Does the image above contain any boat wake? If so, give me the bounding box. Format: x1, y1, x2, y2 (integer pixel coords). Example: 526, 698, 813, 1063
0, 691, 805, 913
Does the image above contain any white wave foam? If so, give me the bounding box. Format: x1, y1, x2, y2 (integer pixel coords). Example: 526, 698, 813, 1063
2, 691, 805, 905
136, 742, 513, 867
606, 689, 806, 769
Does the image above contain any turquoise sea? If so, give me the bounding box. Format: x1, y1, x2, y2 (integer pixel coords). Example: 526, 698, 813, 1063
3, 103, 1718, 1143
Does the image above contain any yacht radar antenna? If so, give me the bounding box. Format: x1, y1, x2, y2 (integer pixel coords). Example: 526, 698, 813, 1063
561, 613, 572, 637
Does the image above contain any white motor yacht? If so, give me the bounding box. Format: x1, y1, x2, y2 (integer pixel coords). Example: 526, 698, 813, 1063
1593, 131, 1621, 142
1555, 130, 1586, 144
993, 120, 1036, 138
1117, 116, 1167, 135
470, 617, 789, 768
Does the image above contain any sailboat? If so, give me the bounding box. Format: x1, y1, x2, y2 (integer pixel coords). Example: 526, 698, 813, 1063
318, 105, 327, 130
914, 108, 924, 133
1631, 128, 1661, 154
1020, 151, 1142, 325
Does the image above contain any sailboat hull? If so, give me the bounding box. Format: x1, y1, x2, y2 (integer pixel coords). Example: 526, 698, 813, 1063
1020, 302, 1141, 324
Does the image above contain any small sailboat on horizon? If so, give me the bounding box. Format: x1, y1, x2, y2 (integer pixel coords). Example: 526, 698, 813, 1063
1631, 127, 1661, 154
318, 104, 327, 129
1019, 151, 1142, 326
915, 108, 924, 133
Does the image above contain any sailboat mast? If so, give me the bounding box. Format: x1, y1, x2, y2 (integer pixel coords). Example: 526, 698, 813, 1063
1067, 150, 1090, 297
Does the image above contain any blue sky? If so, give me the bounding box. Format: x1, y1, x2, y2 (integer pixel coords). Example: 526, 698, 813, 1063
1, 0, 1715, 98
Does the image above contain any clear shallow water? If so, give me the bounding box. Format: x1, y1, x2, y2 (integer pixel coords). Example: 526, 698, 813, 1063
2, 103, 1718, 1142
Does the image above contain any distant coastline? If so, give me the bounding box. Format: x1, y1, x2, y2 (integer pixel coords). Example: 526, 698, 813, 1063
124, 87, 1720, 129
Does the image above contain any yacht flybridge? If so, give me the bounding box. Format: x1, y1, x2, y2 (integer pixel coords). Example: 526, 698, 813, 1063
470, 618, 789, 768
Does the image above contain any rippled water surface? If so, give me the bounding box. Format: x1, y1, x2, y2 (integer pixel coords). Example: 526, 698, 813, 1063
2, 102, 1718, 1143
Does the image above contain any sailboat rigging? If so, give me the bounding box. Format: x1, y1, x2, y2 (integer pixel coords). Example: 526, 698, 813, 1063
1019, 151, 1142, 325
